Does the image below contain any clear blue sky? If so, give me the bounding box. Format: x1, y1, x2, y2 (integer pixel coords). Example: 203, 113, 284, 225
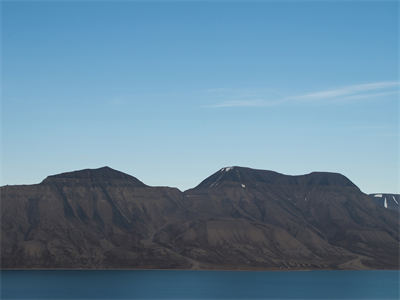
1, 1, 399, 193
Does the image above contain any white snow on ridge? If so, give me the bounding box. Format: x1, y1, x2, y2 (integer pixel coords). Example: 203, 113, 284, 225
392, 196, 399, 205
221, 167, 233, 172
374, 194, 383, 198
384, 198, 388, 208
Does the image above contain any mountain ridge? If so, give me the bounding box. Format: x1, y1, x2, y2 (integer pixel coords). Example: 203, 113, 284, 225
1, 166, 398, 270
1, 165, 362, 190
192, 166, 359, 191
41, 166, 147, 187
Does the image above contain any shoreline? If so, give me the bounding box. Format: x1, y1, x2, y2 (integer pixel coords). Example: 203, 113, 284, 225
1, 267, 398, 272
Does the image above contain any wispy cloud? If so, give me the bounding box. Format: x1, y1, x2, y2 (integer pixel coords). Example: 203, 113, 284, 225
295, 81, 399, 101
207, 81, 399, 108
330, 90, 399, 103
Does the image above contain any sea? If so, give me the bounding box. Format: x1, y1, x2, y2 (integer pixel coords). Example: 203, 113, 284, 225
1, 270, 399, 300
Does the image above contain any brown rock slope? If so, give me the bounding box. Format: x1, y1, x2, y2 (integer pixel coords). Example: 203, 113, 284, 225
1, 166, 398, 269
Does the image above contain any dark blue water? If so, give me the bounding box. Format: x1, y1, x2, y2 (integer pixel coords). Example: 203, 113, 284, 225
1, 270, 398, 300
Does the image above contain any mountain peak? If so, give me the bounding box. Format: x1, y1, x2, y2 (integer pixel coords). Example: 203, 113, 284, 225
193, 166, 358, 190
193, 166, 280, 189
41, 166, 146, 186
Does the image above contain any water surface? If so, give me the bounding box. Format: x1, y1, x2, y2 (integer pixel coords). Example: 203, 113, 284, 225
1, 270, 398, 300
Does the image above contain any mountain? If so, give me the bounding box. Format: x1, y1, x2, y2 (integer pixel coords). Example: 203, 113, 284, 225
41, 166, 147, 187
1, 167, 188, 269
193, 166, 359, 190
1, 166, 398, 270
369, 193, 400, 211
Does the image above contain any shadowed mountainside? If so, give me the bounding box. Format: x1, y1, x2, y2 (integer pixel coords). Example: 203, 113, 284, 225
1, 166, 398, 270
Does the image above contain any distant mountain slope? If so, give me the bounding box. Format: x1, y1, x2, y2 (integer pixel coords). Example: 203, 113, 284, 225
1, 166, 398, 270
369, 193, 400, 211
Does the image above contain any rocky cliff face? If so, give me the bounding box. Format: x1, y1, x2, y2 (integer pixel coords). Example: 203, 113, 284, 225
1, 166, 398, 270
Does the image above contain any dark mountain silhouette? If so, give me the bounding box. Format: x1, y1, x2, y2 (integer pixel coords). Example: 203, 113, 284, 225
194, 166, 358, 190
1, 166, 398, 270
42, 166, 147, 186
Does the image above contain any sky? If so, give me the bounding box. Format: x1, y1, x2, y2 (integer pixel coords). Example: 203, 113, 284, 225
1, 1, 399, 193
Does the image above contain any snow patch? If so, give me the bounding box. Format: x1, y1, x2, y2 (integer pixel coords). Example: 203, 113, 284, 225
384, 198, 388, 208
222, 167, 233, 172
374, 194, 383, 198
392, 196, 398, 205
